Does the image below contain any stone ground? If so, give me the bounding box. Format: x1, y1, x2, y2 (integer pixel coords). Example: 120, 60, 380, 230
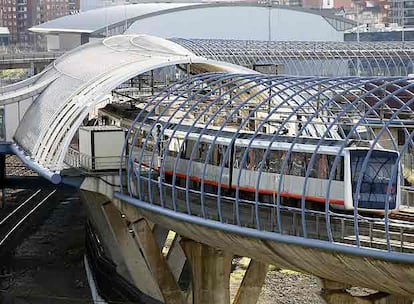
258, 269, 323, 304
230, 257, 324, 304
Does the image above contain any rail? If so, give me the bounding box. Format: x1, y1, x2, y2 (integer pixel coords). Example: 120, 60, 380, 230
65, 147, 124, 172
172, 39, 414, 76
0, 52, 63, 64
0, 189, 56, 250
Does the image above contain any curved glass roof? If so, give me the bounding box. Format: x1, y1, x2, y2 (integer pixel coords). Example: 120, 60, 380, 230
11, 34, 250, 176
173, 38, 414, 76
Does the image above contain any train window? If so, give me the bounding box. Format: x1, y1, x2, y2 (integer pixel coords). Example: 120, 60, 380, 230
312, 155, 329, 179
289, 152, 306, 177
218, 145, 230, 167
233, 147, 263, 169
327, 155, 344, 181
234, 146, 246, 169
168, 137, 184, 158
267, 150, 284, 173
180, 140, 192, 160
198, 142, 209, 162
398, 128, 406, 146
240, 148, 266, 170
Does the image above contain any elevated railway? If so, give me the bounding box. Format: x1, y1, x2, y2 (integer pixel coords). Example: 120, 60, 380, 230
4, 34, 414, 303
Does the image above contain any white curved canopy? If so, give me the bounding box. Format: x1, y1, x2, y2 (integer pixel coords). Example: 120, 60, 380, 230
30, 3, 355, 41
13, 34, 251, 179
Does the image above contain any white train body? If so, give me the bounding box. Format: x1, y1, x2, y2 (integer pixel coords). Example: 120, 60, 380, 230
134, 123, 401, 212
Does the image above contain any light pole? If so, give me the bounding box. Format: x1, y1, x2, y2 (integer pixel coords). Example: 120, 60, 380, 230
267, 0, 272, 41
401, 0, 405, 42
356, 1, 360, 43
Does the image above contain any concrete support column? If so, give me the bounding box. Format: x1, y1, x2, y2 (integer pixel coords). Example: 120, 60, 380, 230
320, 279, 364, 304
180, 238, 232, 304
320, 279, 413, 304
80, 190, 163, 301
166, 234, 187, 281
233, 260, 268, 304
132, 218, 186, 304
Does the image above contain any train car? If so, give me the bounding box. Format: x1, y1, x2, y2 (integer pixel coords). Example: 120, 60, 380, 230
132, 121, 401, 213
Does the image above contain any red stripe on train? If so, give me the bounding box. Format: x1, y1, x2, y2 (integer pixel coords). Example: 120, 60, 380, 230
135, 163, 344, 206
162, 169, 345, 206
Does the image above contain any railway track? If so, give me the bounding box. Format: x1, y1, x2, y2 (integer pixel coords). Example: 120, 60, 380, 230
0, 188, 57, 254
390, 210, 414, 222
5, 155, 37, 177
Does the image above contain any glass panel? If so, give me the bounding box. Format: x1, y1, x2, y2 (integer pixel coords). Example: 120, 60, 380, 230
350, 150, 398, 209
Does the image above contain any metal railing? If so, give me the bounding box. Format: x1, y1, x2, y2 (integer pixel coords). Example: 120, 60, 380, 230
0, 51, 63, 64
118, 73, 414, 263
65, 147, 123, 172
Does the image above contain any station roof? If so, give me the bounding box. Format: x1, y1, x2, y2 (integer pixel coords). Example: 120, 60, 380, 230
29, 3, 206, 34
10, 34, 250, 179
29, 2, 356, 36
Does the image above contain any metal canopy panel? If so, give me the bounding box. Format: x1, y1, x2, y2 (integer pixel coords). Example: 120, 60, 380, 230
12, 34, 249, 174
172, 38, 414, 76
29, 3, 355, 36
29, 3, 203, 34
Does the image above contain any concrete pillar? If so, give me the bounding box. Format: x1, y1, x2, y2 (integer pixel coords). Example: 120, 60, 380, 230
233, 260, 269, 304
371, 294, 413, 304
180, 238, 233, 304
102, 202, 163, 301
320, 278, 352, 290
320, 278, 367, 304
153, 224, 169, 249
167, 234, 187, 281
132, 218, 186, 304
320, 279, 413, 304
80, 190, 163, 301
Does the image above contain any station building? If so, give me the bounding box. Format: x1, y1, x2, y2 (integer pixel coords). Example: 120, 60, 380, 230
28, 2, 356, 51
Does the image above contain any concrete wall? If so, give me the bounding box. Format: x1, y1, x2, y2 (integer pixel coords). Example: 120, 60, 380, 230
60, 33, 82, 51
48, 33, 82, 51
4, 98, 32, 142
46, 34, 60, 51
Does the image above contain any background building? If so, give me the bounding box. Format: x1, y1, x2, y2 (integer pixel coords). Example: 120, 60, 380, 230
389, 0, 414, 27
0, 0, 79, 49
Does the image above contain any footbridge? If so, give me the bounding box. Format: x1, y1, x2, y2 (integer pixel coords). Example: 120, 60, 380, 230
2, 34, 414, 304
0, 51, 62, 71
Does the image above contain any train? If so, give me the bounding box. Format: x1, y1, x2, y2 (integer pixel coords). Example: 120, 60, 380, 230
131, 120, 401, 213
98, 103, 401, 212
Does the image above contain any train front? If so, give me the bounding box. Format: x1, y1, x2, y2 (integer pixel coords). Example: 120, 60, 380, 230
344, 148, 401, 212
